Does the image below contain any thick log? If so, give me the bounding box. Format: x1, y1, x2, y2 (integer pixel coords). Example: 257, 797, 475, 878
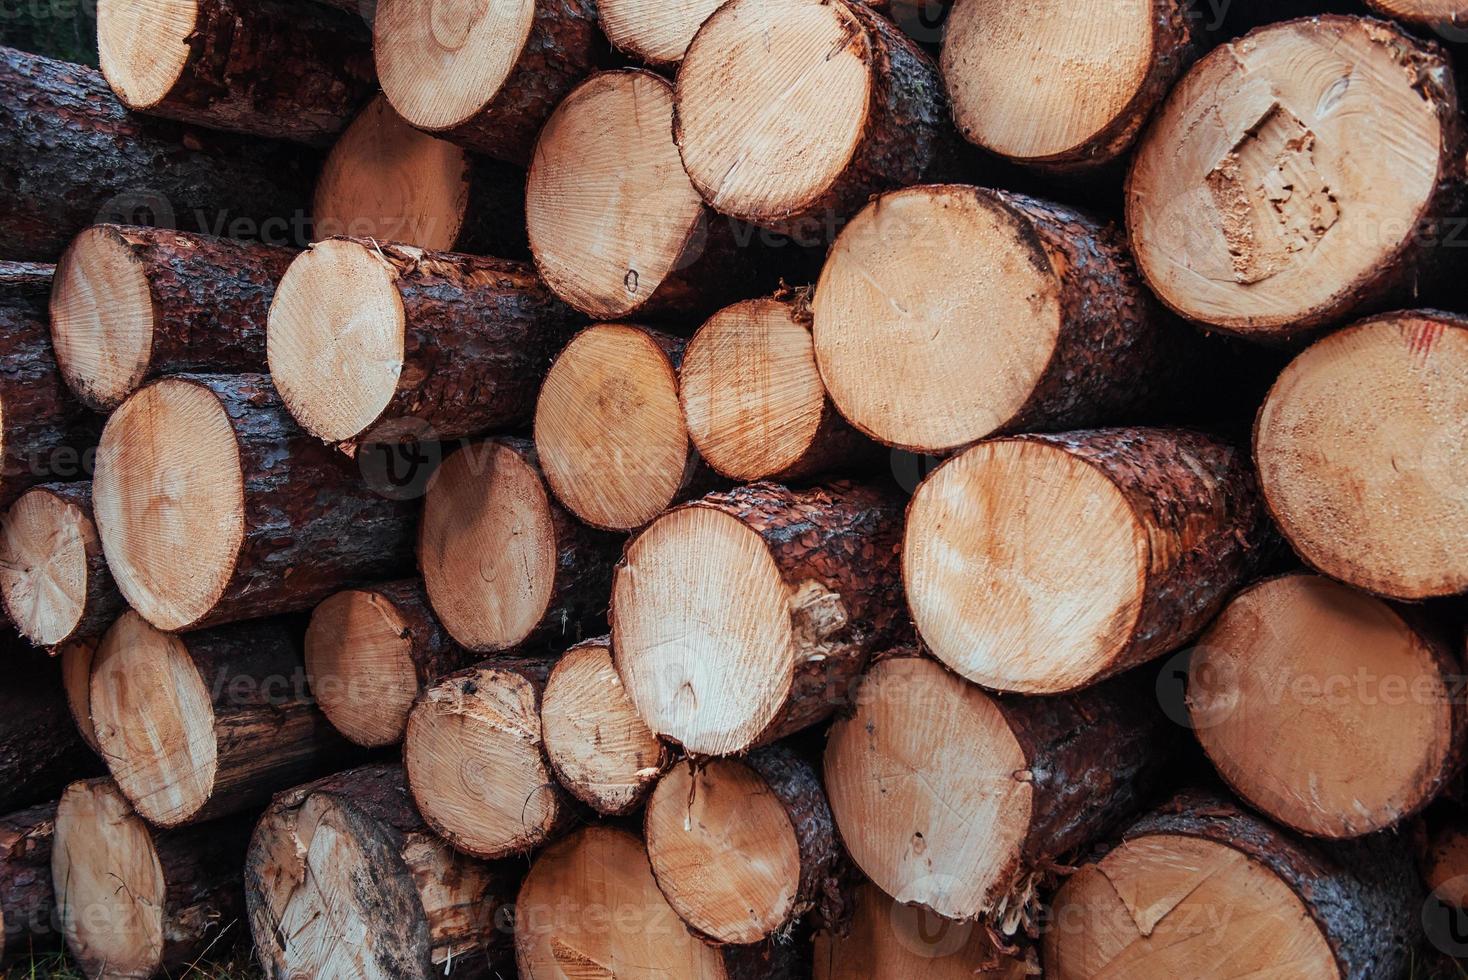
942, 0, 1196, 173
813, 185, 1172, 453
269, 239, 580, 451
515, 825, 804, 979
246, 764, 513, 979
89, 610, 357, 828
613, 480, 907, 756
0, 483, 124, 647
0, 649, 96, 814
374, 0, 601, 165
404, 657, 574, 860
813, 880, 1029, 979
541, 636, 672, 816
53, 779, 250, 980
1126, 16, 1467, 341
0, 47, 316, 261
93, 373, 418, 631
904, 428, 1273, 694
314, 95, 529, 260
645, 746, 841, 945
0, 803, 58, 969
58, 638, 99, 754
1255, 311, 1468, 599
50, 225, 295, 412
96, 0, 375, 146
535, 324, 702, 532
527, 70, 764, 321
419, 438, 621, 653
1044, 790, 1422, 979
306, 579, 479, 748
674, 0, 960, 238
681, 294, 881, 482
1190, 573, 1467, 838
824, 651, 1172, 927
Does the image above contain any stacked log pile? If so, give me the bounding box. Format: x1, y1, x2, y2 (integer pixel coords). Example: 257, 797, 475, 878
0, 0, 1466, 977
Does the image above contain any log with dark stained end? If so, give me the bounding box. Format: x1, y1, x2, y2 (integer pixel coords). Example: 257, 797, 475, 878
93, 373, 419, 632
96, 0, 375, 146
0, 802, 58, 969
246, 763, 514, 979
0, 649, 96, 815
50, 225, 295, 412
0, 47, 317, 261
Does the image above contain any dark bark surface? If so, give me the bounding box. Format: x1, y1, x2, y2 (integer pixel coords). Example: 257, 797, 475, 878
0, 47, 317, 261
0, 650, 97, 814
0, 802, 57, 968
0, 262, 52, 295
7, 483, 125, 647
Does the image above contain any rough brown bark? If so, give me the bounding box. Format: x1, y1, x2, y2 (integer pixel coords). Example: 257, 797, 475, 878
0, 650, 96, 814
246, 764, 513, 979
52, 225, 296, 411
0, 47, 316, 261
99, 0, 375, 146
0, 803, 58, 968
0, 262, 52, 295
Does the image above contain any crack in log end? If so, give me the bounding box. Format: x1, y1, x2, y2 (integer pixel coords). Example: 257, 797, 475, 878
1205, 102, 1339, 286
551, 937, 616, 980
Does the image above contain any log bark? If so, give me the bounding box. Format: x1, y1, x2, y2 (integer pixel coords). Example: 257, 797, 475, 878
825, 650, 1173, 928
314, 95, 530, 260
246, 763, 513, 980
0, 648, 96, 814
813, 185, 1174, 454
269, 238, 581, 451
89, 610, 358, 828
0, 483, 125, 648
0, 262, 52, 295
51, 224, 295, 411
94, 373, 419, 631
1044, 790, 1423, 979
905, 427, 1273, 694
941, 0, 1197, 172
0, 803, 58, 969
404, 657, 576, 860
97, 0, 375, 146
54, 778, 251, 980
0, 47, 316, 261
681, 294, 883, 482
674, 0, 961, 238
645, 745, 842, 945
613, 480, 908, 756
541, 636, 672, 816
419, 438, 622, 653
375, 0, 602, 165
1126, 15, 1468, 341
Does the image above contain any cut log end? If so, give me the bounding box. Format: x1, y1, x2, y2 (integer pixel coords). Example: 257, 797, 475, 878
941, 0, 1164, 167
614, 505, 795, 756
419, 442, 559, 652
1191, 573, 1461, 838
541, 639, 669, 816
59, 638, 100, 753
825, 657, 1033, 922
813, 186, 1063, 452
96, 0, 197, 111
1045, 834, 1338, 978
515, 826, 733, 978
645, 759, 802, 945
89, 611, 217, 827
1256, 312, 1468, 599
1127, 16, 1458, 335
535, 324, 690, 531
675, 0, 874, 223
405, 664, 565, 860
681, 298, 829, 481
0, 486, 100, 646
50, 225, 156, 412
528, 71, 706, 320
375, 0, 536, 133
305, 587, 422, 748
94, 378, 244, 632
267, 239, 405, 445
1366, 0, 1468, 22
314, 95, 477, 252
53, 779, 171, 979
904, 440, 1145, 694
599, 0, 724, 64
